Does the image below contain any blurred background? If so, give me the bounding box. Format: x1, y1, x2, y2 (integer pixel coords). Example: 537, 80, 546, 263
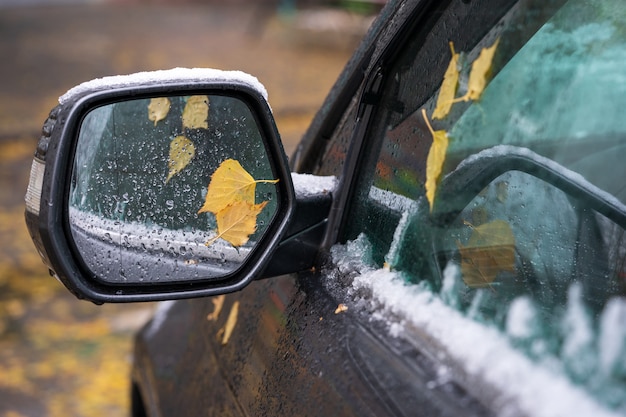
0, 0, 380, 415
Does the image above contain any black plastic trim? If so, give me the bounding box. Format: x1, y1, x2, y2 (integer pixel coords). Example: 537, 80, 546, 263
32, 80, 295, 303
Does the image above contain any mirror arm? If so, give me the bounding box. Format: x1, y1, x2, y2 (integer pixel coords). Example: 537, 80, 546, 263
260, 190, 332, 278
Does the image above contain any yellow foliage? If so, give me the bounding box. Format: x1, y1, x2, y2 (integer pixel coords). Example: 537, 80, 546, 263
432, 42, 460, 120
147, 97, 171, 126
166, 135, 195, 183
457, 38, 500, 102
458, 219, 516, 288
422, 109, 449, 211
207, 295, 225, 321
199, 159, 266, 214
182, 95, 209, 129
198, 159, 279, 248
221, 301, 239, 345
207, 201, 268, 247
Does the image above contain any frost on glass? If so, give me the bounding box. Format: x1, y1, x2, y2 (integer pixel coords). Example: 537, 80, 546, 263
69, 95, 279, 283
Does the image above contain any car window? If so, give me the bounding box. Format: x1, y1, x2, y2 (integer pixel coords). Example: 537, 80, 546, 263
315, 98, 359, 177
340, 0, 626, 411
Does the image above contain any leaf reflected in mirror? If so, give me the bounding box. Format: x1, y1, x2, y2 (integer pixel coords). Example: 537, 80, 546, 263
148, 97, 171, 126
182, 95, 209, 129
166, 135, 196, 184
207, 200, 268, 247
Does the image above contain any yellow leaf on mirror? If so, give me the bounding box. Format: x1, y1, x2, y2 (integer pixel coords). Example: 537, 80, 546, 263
166, 135, 195, 184
207, 201, 268, 247
458, 38, 500, 102
457, 219, 515, 288
148, 97, 171, 126
198, 159, 279, 215
432, 42, 460, 120
182, 95, 209, 129
422, 109, 448, 211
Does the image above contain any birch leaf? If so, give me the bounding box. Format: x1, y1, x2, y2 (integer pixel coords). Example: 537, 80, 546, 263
198, 159, 279, 215
166, 135, 195, 183
459, 38, 500, 102
182, 95, 209, 129
206, 201, 268, 247
148, 97, 171, 126
458, 219, 516, 288
422, 109, 449, 211
432, 42, 460, 120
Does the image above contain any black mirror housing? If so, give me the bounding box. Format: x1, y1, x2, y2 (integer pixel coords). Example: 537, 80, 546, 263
25, 69, 296, 303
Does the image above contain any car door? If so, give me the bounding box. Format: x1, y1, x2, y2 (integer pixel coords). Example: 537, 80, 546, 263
135, 0, 626, 416
319, 0, 626, 416
134, 1, 494, 416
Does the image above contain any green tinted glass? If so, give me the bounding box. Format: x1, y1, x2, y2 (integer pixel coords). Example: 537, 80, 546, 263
343, 0, 626, 410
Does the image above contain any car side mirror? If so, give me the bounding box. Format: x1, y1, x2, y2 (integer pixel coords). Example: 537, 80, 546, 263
24, 68, 311, 303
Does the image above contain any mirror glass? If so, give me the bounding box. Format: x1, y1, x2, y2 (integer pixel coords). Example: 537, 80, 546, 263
69, 94, 280, 284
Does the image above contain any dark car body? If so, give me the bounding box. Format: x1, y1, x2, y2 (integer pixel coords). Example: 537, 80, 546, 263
129, 2, 501, 416
25, 0, 626, 416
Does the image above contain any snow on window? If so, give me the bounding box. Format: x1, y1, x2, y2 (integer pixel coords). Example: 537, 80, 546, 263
329, 235, 623, 417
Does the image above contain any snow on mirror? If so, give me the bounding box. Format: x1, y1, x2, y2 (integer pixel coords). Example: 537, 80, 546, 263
69, 94, 279, 284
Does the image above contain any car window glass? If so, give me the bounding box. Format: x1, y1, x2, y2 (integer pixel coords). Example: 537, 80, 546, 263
314, 95, 360, 177
341, 0, 626, 410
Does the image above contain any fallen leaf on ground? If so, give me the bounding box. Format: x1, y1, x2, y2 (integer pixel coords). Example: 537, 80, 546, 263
198, 159, 279, 215
182, 95, 209, 129
148, 97, 171, 126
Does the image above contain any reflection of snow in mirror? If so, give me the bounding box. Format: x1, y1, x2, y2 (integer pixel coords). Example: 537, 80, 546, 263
69, 207, 250, 283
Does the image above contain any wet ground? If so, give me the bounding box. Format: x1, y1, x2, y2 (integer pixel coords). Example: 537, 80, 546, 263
0, 2, 364, 415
